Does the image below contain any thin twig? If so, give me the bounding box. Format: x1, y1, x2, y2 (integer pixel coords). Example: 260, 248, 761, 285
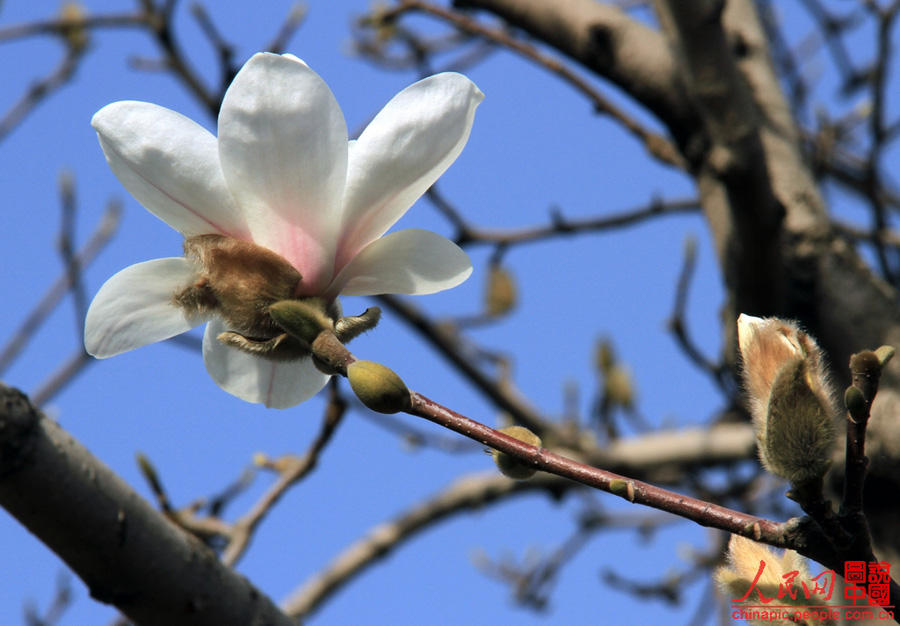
382, 0, 685, 168
0, 12, 148, 43
376, 294, 560, 440
189, 3, 236, 82
666, 235, 728, 391
24, 572, 72, 626
265, 3, 309, 54
407, 390, 783, 540
0, 201, 121, 375
353, 407, 482, 453
0, 48, 81, 144
453, 197, 701, 248
57, 173, 88, 339
221, 381, 347, 567
282, 471, 567, 618
136, 1, 219, 116
30, 350, 91, 407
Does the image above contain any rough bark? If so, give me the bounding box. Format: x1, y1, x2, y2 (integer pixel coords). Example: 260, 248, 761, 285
0, 382, 298, 626
452, 0, 701, 150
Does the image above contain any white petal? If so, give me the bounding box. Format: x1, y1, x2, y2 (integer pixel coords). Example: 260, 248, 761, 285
329, 229, 472, 297
218, 53, 348, 294
85, 258, 204, 358
92, 102, 248, 239
336, 73, 483, 269
202, 319, 330, 409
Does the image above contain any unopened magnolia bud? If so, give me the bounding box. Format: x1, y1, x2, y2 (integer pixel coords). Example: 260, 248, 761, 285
491, 425, 541, 480
347, 360, 411, 414
714, 536, 831, 616
844, 386, 868, 423
737, 314, 836, 485
763, 359, 835, 484
485, 265, 516, 317
60, 2, 89, 53
605, 366, 635, 409
268, 298, 334, 345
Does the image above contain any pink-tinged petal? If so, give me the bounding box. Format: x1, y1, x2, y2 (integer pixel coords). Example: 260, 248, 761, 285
329, 229, 472, 298
85, 258, 204, 358
202, 319, 330, 408
218, 53, 348, 294
336, 73, 483, 269
92, 102, 248, 239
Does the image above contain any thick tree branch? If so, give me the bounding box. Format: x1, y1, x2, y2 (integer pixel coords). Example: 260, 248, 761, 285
385, 0, 684, 167
654, 0, 786, 319
453, 0, 699, 151
0, 383, 298, 626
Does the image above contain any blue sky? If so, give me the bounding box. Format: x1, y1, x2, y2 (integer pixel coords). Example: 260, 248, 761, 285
0, 1, 879, 625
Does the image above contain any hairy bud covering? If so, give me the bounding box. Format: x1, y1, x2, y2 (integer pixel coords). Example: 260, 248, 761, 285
737, 315, 835, 484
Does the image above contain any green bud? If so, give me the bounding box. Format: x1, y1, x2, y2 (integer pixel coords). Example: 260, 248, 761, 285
605, 366, 635, 410
609, 479, 636, 502
268, 298, 334, 345
762, 359, 835, 485
485, 265, 516, 317
347, 360, 411, 414
844, 386, 868, 423
491, 425, 541, 480
875, 346, 895, 368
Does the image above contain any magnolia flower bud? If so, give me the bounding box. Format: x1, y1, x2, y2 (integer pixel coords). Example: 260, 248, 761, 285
714, 535, 833, 621
491, 425, 542, 480
485, 265, 516, 317
268, 298, 334, 345
736, 314, 835, 484
60, 1, 89, 53
844, 386, 868, 423
347, 360, 411, 414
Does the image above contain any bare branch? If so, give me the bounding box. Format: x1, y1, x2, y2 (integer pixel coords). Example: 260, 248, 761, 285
0, 48, 82, 144
453, 196, 700, 248
0, 200, 121, 376
667, 235, 729, 390
282, 471, 570, 618
30, 349, 91, 407
57, 172, 88, 339
451, 0, 698, 152
265, 4, 308, 54
221, 382, 347, 567
0, 382, 299, 626
385, 0, 685, 167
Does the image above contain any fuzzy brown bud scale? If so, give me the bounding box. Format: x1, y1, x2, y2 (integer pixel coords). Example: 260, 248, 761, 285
172, 234, 375, 362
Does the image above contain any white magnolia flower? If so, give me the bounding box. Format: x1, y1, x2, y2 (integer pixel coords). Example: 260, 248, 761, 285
85, 52, 482, 408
